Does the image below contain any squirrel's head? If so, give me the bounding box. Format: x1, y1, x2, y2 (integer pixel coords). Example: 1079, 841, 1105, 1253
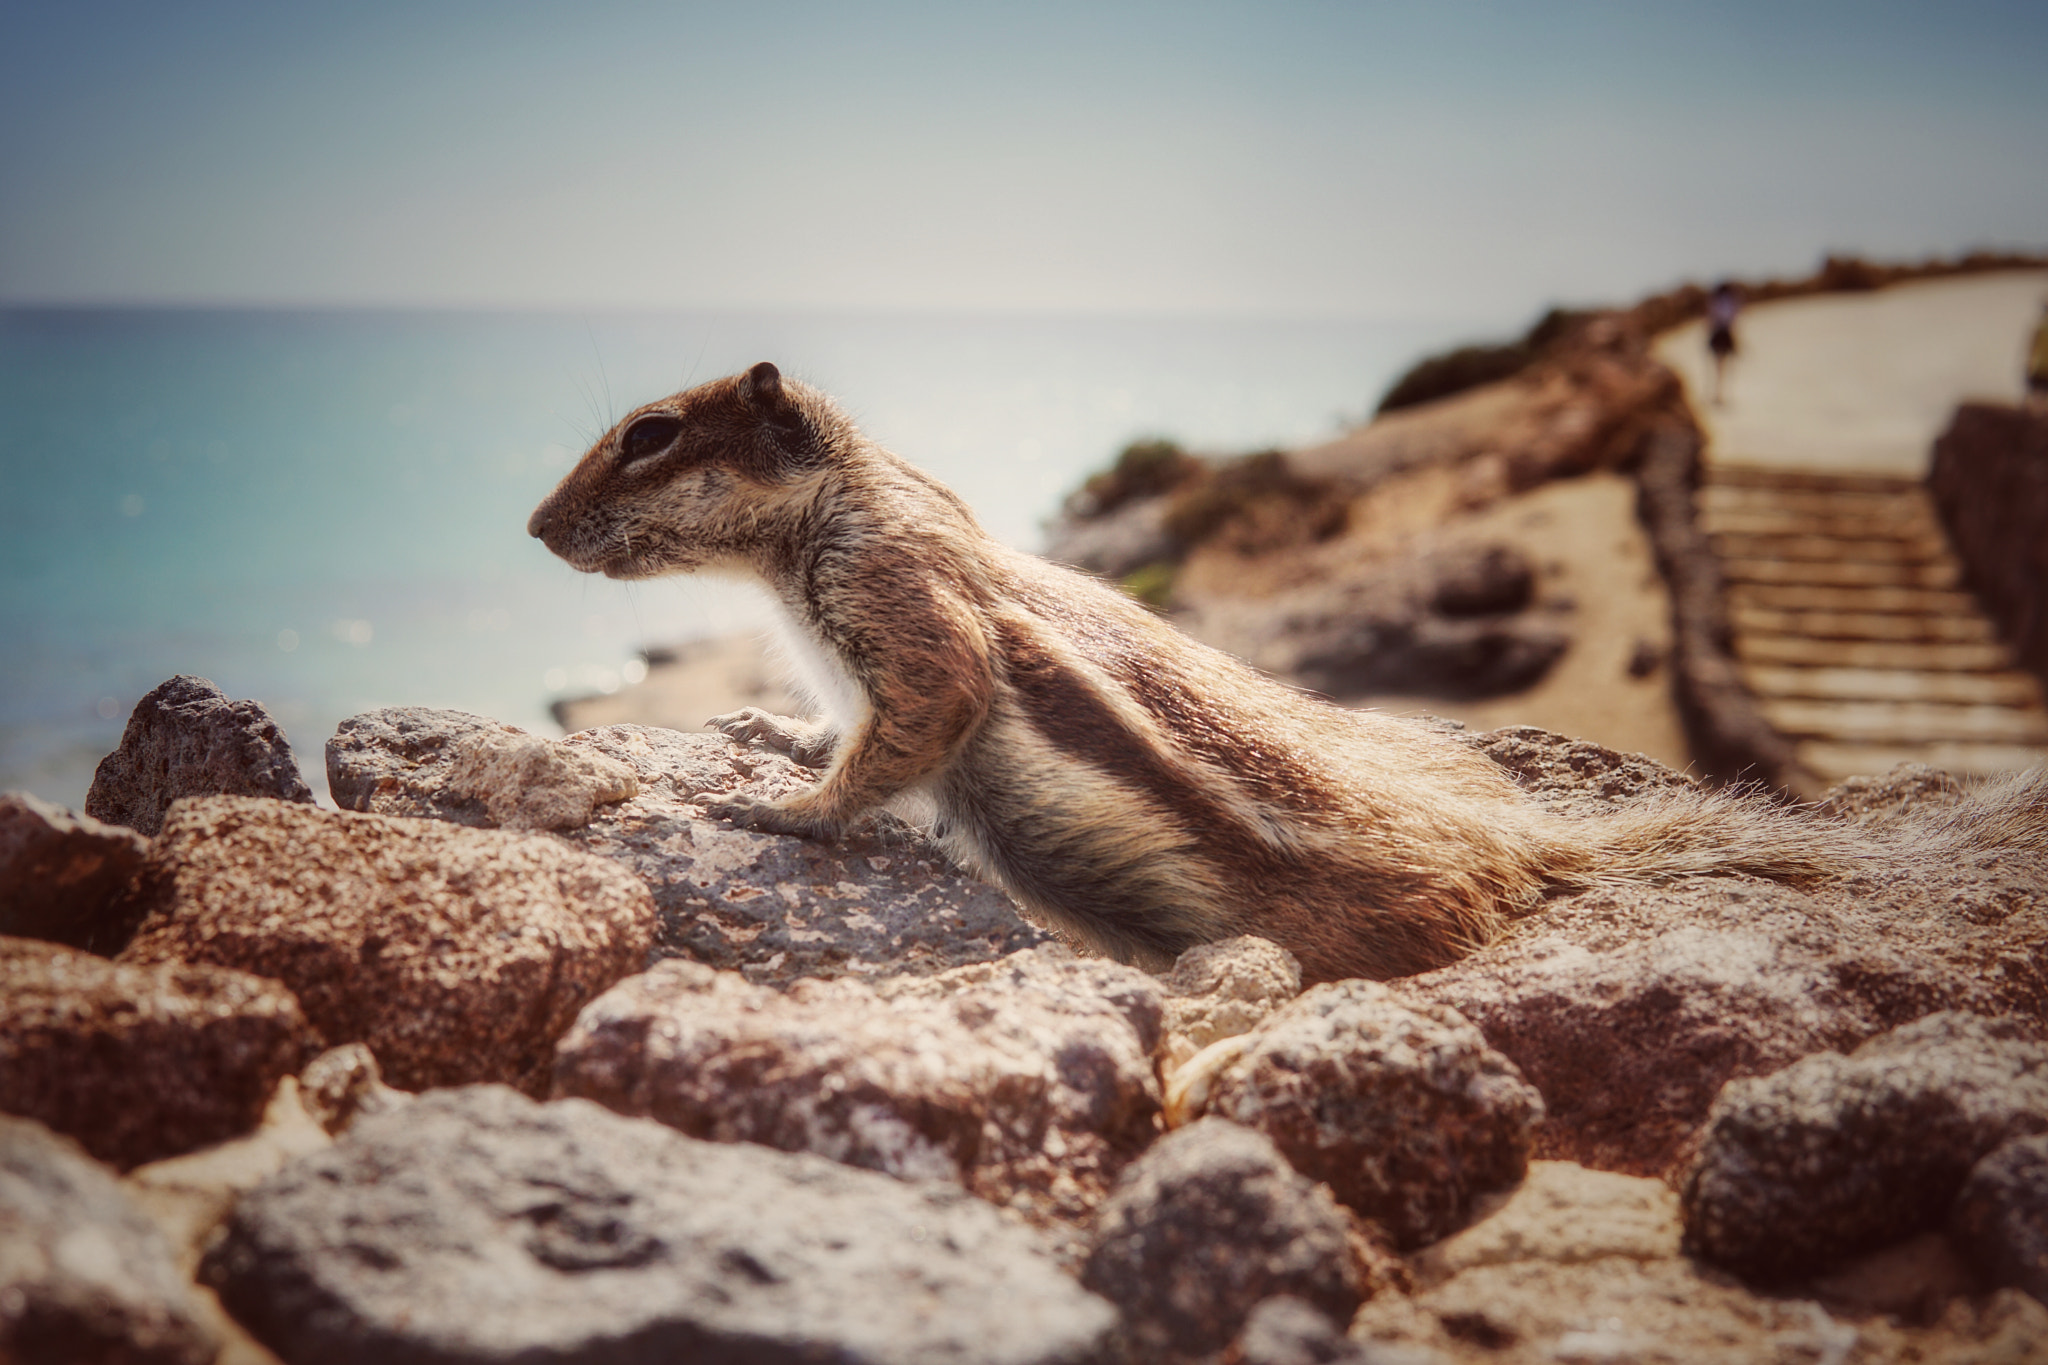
527, 361, 843, 578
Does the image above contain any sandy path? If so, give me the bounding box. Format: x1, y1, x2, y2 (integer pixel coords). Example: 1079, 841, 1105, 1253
1655, 270, 2048, 475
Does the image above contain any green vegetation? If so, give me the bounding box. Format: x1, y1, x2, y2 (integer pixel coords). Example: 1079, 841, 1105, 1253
1066, 438, 1204, 518
1374, 306, 1595, 415
1118, 561, 1178, 610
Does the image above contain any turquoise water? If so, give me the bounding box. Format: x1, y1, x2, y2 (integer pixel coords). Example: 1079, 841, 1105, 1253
0, 307, 1476, 808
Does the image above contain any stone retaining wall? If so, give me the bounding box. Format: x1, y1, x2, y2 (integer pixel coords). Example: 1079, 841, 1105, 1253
1929, 403, 2048, 683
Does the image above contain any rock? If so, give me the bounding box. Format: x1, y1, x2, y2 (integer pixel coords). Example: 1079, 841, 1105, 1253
327, 710, 639, 831
0, 791, 151, 953
85, 675, 314, 836
1190, 980, 1544, 1249
1681, 1012, 2048, 1284
118, 795, 656, 1095
553, 946, 1163, 1232
1080, 1118, 1362, 1358
1160, 935, 1303, 1060
1812, 762, 1971, 828
1234, 1297, 1442, 1365
1409, 1161, 1682, 1285
1953, 1133, 2048, 1305
1044, 492, 1181, 580
1930, 401, 2048, 680
442, 728, 639, 830
0, 937, 315, 1169
1805, 1231, 1985, 1325
1461, 725, 1699, 814
325, 705, 508, 826
1355, 1246, 1862, 1365
1393, 760, 2048, 1178
1232, 1298, 1361, 1365
1184, 543, 1570, 700
296, 1043, 411, 1136
329, 708, 1052, 984
119, 1076, 333, 1365
0, 1115, 218, 1365
203, 1084, 1116, 1365
1350, 1155, 2048, 1364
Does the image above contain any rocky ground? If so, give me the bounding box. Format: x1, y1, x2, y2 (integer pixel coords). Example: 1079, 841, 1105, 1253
4, 673, 2047, 1364
9, 254, 2048, 1363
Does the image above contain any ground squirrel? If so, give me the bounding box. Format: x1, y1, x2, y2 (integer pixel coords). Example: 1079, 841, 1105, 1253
529, 363, 2042, 983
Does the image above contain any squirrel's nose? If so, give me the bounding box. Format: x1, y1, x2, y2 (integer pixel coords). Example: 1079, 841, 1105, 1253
527, 506, 551, 540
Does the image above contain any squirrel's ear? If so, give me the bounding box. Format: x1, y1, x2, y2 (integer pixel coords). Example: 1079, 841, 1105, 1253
743, 361, 784, 406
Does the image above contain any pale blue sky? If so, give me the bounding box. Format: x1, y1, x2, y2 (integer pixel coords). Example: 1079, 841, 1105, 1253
3, 1, 2043, 321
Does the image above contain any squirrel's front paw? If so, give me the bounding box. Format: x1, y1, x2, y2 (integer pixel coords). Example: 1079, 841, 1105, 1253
708, 707, 833, 768
702, 790, 833, 840
708, 706, 788, 747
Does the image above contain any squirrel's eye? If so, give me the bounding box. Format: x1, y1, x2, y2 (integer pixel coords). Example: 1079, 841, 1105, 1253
619, 416, 683, 464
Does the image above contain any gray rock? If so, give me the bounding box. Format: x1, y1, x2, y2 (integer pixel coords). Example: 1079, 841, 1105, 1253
1042, 494, 1181, 580
1196, 980, 1544, 1249
1233, 1298, 1357, 1365
329, 708, 1052, 984
296, 1043, 411, 1136
85, 675, 314, 836
325, 705, 505, 825
1812, 763, 1972, 829
1183, 542, 1570, 700
0, 936, 316, 1169
566, 724, 1053, 982
1682, 1011, 2048, 1283
1393, 758, 2048, 1180
326, 708, 638, 831
1235, 1297, 1444, 1365
1952, 1132, 2048, 1305
1161, 935, 1303, 1052
0, 1115, 218, 1365
203, 1084, 1116, 1365
118, 795, 655, 1095
1460, 725, 1700, 814
1080, 1118, 1361, 1358
0, 791, 151, 953
442, 728, 639, 830
553, 946, 1163, 1232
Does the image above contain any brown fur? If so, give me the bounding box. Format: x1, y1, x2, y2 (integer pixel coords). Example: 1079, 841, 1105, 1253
529, 363, 2038, 983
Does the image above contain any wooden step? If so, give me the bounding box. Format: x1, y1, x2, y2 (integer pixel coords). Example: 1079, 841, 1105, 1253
1697, 508, 1946, 541
1712, 527, 1949, 560
1720, 557, 1962, 590
1705, 463, 1922, 493
1728, 583, 1980, 615
1758, 698, 2048, 746
1797, 740, 2048, 784
1698, 486, 1932, 523
1696, 464, 2047, 780
1742, 664, 2044, 707
1735, 635, 2017, 672
1729, 606, 2000, 644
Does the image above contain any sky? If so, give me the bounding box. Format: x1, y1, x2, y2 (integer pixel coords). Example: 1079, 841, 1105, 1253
2, 0, 2044, 323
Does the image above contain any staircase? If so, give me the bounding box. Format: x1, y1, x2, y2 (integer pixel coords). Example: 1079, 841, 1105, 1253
1698, 463, 2048, 785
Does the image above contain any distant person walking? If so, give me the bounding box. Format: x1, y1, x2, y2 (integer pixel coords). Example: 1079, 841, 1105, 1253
2028, 300, 2048, 407
1706, 281, 1741, 406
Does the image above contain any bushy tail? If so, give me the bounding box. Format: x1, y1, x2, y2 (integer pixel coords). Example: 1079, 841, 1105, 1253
1860, 765, 2048, 858
1529, 764, 2048, 895
1529, 783, 1864, 891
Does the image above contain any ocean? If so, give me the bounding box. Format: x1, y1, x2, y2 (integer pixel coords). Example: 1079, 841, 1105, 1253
0, 306, 1481, 809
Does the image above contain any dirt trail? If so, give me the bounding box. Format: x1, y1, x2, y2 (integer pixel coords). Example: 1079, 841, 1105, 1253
1654, 269, 2048, 476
